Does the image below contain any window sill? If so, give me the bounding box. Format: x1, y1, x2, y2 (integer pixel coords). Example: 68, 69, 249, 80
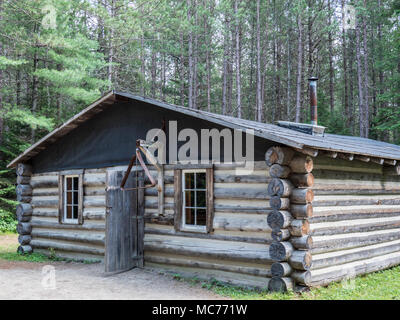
180, 226, 207, 234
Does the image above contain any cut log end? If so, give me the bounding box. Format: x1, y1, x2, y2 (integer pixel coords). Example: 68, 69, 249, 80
269, 242, 294, 261
268, 277, 293, 292
17, 245, 32, 255
265, 146, 295, 166
271, 262, 292, 277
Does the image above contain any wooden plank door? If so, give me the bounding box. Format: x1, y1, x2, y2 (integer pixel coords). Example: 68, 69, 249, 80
105, 170, 144, 274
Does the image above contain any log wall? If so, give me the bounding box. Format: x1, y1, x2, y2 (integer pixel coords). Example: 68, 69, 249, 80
26, 168, 107, 262
307, 156, 400, 287
143, 161, 278, 290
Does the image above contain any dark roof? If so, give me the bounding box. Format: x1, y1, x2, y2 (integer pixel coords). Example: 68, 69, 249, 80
8, 91, 400, 168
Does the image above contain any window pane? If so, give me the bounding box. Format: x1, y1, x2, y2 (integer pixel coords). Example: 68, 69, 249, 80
197, 191, 206, 207
67, 191, 72, 205
66, 177, 72, 191
197, 209, 207, 226
196, 172, 206, 189
66, 205, 72, 219
185, 191, 195, 207
185, 208, 195, 225
185, 173, 195, 189
73, 191, 79, 205
73, 206, 79, 219
73, 177, 79, 190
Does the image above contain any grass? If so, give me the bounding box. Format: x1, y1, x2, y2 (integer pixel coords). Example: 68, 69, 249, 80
172, 267, 400, 300
0, 233, 98, 264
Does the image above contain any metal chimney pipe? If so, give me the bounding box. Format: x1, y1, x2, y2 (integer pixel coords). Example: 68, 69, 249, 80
309, 77, 318, 126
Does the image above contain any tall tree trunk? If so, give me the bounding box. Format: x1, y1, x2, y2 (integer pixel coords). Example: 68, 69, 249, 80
108, 0, 115, 90
193, 0, 198, 109
187, 0, 194, 109
0, 0, 3, 156
204, 0, 212, 112
341, 0, 350, 126
222, 14, 230, 115
31, 24, 39, 143
235, 0, 241, 118
362, 0, 369, 137
295, 12, 303, 123
180, 31, 185, 106
256, 0, 262, 122
151, 49, 157, 98
286, 34, 291, 120
328, 0, 334, 113
356, 19, 365, 137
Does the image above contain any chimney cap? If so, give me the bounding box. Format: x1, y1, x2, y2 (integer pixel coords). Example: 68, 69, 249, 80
308, 76, 318, 81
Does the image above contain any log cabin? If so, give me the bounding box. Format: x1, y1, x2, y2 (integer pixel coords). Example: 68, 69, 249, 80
8, 87, 400, 292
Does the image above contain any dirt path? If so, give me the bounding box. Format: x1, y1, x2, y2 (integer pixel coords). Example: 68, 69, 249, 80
0, 235, 225, 300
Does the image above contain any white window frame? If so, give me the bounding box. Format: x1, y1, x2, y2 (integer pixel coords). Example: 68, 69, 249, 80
63, 175, 80, 224
181, 169, 207, 233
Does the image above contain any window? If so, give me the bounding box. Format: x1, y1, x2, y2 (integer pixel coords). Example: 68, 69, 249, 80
59, 173, 83, 224
182, 170, 207, 231
174, 166, 214, 233
64, 176, 80, 222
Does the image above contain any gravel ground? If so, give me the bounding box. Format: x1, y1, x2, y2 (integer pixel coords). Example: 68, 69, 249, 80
0, 235, 225, 300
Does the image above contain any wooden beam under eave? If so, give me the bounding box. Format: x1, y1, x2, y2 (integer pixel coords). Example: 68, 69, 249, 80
370, 157, 384, 165
294, 147, 319, 157
337, 153, 354, 161
354, 155, 370, 162
321, 151, 338, 158
383, 159, 397, 166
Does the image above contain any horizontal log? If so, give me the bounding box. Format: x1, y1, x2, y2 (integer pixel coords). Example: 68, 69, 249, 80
265, 146, 295, 166
313, 156, 383, 174
83, 174, 106, 187
290, 236, 313, 250
354, 155, 370, 162
269, 196, 290, 210
311, 228, 400, 254
84, 197, 106, 208
31, 220, 105, 231
145, 227, 271, 244
16, 184, 33, 197
17, 222, 32, 235
267, 178, 293, 197
291, 271, 311, 286
310, 216, 400, 236
31, 230, 105, 245
289, 155, 313, 173
267, 210, 293, 229
271, 262, 293, 277
17, 176, 30, 185
30, 176, 58, 188
290, 188, 314, 204
268, 277, 293, 292
312, 204, 400, 218
214, 204, 272, 214
289, 219, 310, 237
383, 165, 400, 176
31, 198, 58, 208
269, 241, 294, 261
290, 173, 314, 188
18, 235, 32, 245
309, 211, 400, 223
271, 229, 291, 242
312, 194, 400, 207
214, 174, 270, 183
17, 245, 32, 255
309, 251, 400, 287
17, 163, 32, 177
311, 239, 400, 270
30, 239, 104, 256
213, 213, 271, 232
294, 147, 318, 157
145, 255, 272, 277
214, 187, 270, 200
288, 250, 312, 270
145, 235, 274, 263
269, 164, 291, 178
291, 204, 313, 219
337, 153, 354, 161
